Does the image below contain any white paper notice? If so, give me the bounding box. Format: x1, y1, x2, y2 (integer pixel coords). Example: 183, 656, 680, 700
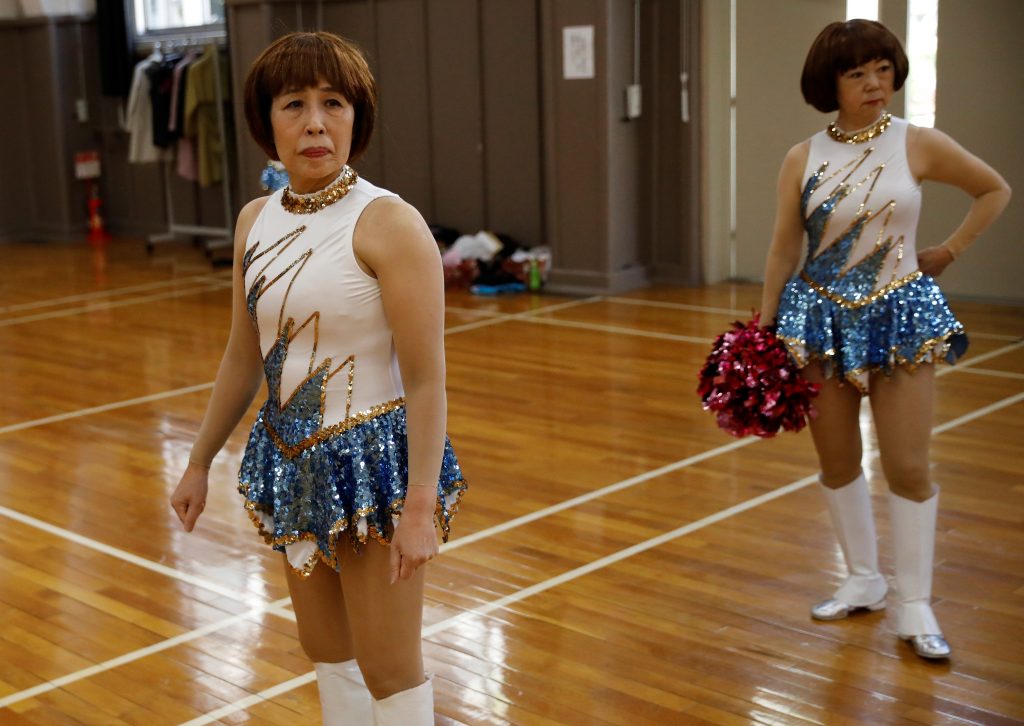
563, 25, 595, 80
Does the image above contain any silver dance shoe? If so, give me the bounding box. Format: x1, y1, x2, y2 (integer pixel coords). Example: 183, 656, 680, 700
810, 597, 886, 621
902, 633, 951, 659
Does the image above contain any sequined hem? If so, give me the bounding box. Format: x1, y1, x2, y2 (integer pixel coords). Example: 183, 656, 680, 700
240, 479, 468, 577
781, 328, 965, 394
776, 270, 968, 395
237, 402, 467, 577
800, 269, 923, 309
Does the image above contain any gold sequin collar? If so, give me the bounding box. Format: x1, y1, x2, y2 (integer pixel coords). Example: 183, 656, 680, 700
826, 111, 892, 144
281, 166, 359, 214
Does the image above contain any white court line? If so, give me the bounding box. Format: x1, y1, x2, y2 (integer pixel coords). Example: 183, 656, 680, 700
1, 380, 1019, 717
0, 284, 231, 328
443, 296, 603, 336
937, 341, 1024, 377
522, 315, 709, 344
0, 383, 215, 436
957, 368, 1024, 381
969, 332, 1024, 342
604, 296, 1024, 344
0, 275, 228, 315
605, 296, 747, 317
0, 599, 291, 709
183, 388, 1024, 724
0, 329, 1017, 613
933, 391, 1024, 434
441, 437, 757, 552
0, 505, 263, 606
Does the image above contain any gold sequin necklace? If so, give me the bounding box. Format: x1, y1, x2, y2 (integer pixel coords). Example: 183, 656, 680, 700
281, 166, 359, 214
827, 111, 892, 144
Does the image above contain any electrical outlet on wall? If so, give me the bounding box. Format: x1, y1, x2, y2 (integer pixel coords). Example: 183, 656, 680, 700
75, 98, 89, 123
625, 84, 642, 120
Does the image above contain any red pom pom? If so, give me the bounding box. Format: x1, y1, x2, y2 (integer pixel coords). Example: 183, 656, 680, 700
697, 313, 820, 438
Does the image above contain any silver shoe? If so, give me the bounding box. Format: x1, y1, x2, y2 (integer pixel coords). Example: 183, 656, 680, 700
811, 597, 886, 621
902, 633, 951, 659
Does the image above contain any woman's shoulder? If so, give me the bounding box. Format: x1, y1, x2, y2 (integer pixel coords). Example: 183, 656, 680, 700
780, 138, 813, 178
233, 195, 272, 253
356, 194, 425, 239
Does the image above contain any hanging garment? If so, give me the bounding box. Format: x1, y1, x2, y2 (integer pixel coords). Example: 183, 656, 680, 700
183, 45, 231, 187
124, 54, 172, 164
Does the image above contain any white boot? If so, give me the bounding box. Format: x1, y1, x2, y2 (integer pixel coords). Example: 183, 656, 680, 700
371, 676, 433, 726
889, 490, 951, 659
315, 660, 373, 726
811, 472, 889, 620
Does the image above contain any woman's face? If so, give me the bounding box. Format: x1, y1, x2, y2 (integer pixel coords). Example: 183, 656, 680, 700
835, 58, 894, 120
270, 81, 354, 192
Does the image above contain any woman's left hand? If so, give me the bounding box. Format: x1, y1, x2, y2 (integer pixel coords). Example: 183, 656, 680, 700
917, 245, 955, 277
389, 497, 439, 584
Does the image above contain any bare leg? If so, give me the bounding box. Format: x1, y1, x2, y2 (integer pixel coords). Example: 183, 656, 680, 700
869, 364, 935, 502
284, 555, 354, 662
337, 541, 427, 700
284, 556, 374, 723
803, 363, 887, 619
869, 364, 950, 658
803, 363, 864, 487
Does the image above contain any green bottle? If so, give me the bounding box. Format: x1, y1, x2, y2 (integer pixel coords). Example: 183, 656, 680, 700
527, 258, 542, 291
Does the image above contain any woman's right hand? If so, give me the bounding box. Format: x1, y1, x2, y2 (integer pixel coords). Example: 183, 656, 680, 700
170, 462, 210, 532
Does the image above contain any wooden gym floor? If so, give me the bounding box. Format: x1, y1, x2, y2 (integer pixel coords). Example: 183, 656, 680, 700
0, 237, 1021, 725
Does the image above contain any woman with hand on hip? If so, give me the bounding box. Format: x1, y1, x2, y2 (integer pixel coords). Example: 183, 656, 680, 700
760, 20, 1009, 659
170, 31, 467, 723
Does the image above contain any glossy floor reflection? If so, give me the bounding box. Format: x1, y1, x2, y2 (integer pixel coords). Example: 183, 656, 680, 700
0, 238, 1021, 724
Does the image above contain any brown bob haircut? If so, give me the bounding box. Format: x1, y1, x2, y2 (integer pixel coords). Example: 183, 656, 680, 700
801, 19, 909, 113
243, 31, 376, 162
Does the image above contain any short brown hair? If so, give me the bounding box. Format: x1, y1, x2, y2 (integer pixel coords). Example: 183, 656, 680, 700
801, 20, 909, 113
243, 32, 376, 162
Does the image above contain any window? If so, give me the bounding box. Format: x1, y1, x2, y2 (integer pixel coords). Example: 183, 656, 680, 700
905, 0, 939, 127
845, 0, 878, 21
131, 0, 224, 42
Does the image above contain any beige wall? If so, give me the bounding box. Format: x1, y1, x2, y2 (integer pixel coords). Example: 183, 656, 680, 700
732, 0, 845, 282
917, 0, 1022, 301
708, 0, 1021, 302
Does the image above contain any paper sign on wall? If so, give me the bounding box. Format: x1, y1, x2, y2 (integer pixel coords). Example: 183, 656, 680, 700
563, 25, 595, 80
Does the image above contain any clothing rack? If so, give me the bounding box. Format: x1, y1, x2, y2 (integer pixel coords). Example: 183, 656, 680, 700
147, 38, 233, 255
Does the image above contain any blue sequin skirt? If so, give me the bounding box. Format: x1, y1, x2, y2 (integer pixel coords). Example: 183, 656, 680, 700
776, 270, 968, 393
238, 401, 467, 576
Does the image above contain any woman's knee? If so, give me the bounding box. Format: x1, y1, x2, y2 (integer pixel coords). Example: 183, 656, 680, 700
357, 653, 424, 699
881, 460, 933, 501
296, 619, 354, 663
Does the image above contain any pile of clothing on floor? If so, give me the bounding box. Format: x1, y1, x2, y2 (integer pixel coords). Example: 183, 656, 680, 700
432, 226, 551, 295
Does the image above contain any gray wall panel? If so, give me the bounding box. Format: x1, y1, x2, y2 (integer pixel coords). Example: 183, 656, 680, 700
480, 0, 543, 247
426, 0, 485, 233
374, 0, 433, 216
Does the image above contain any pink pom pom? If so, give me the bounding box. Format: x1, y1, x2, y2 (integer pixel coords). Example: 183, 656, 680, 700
697, 313, 820, 438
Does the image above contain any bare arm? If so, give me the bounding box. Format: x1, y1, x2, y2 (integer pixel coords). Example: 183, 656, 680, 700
908, 126, 1011, 276
354, 197, 447, 582
759, 141, 810, 323
170, 197, 268, 531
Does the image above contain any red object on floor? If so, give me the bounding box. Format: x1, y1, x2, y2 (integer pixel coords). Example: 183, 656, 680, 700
86, 181, 111, 246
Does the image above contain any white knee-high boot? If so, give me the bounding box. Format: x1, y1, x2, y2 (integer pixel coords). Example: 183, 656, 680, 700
315, 660, 373, 726
811, 472, 889, 620
889, 490, 951, 659
371, 676, 433, 726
